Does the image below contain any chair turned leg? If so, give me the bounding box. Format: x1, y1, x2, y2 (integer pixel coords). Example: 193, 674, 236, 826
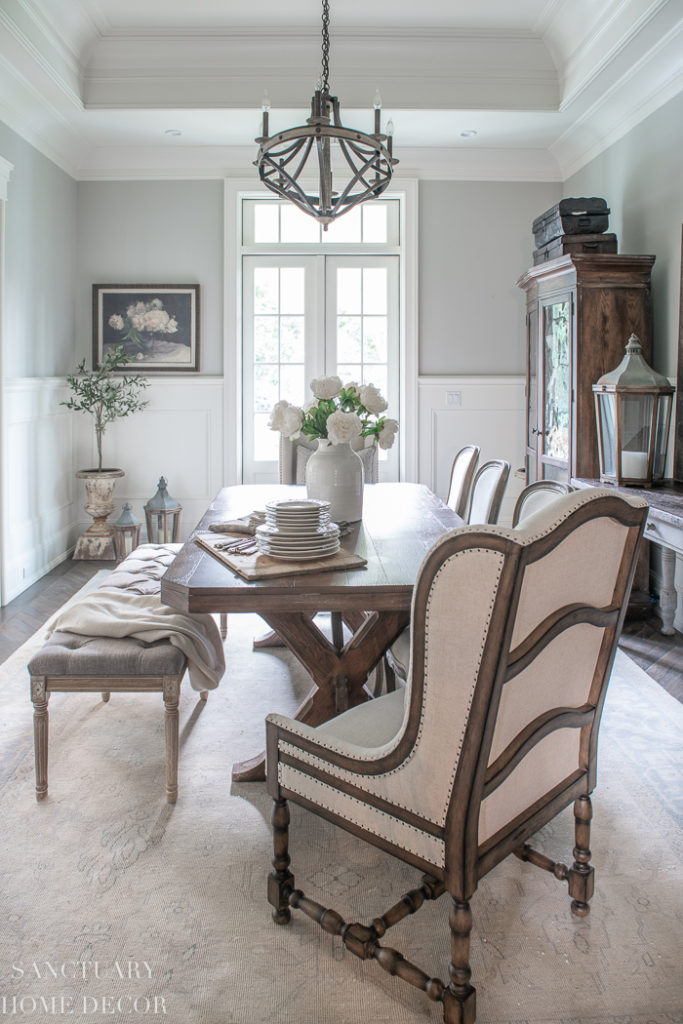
568, 794, 594, 916
442, 898, 476, 1024
163, 679, 180, 804
268, 798, 294, 924
199, 690, 208, 701
31, 676, 50, 802
101, 691, 111, 702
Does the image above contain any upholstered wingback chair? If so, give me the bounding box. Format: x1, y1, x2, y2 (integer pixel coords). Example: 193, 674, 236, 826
266, 488, 647, 1024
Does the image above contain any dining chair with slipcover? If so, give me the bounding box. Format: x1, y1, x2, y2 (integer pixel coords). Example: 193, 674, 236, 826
512, 479, 571, 528
465, 458, 510, 526
445, 444, 480, 518
266, 487, 647, 1024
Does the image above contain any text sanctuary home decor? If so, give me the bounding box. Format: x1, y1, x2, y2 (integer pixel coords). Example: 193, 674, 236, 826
93, 285, 200, 371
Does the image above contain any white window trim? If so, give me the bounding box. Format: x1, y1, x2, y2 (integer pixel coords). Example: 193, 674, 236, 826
223, 176, 418, 485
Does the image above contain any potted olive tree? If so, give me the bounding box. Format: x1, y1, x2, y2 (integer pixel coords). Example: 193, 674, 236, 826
63, 346, 150, 559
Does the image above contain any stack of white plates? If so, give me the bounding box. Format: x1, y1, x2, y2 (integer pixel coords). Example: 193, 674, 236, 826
255, 499, 340, 561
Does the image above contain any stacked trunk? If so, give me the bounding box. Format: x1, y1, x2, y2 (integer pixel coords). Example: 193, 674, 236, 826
532, 198, 616, 264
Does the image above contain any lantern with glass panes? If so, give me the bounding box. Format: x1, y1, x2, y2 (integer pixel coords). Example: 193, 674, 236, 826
592, 334, 675, 487
113, 503, 141, 562
144, 477, 182, 543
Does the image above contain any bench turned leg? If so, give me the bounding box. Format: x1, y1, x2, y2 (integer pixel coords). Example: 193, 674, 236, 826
219, 613, 228, 639
199, 690, 208, 701
30, 676, 50, 802
163, 677, 181, 804
101, 691, 111, 702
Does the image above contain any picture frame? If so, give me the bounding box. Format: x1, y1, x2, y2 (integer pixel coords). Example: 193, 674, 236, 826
93, 284, 200, 371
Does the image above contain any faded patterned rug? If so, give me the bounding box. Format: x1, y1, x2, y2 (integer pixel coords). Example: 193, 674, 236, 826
0, 584, 681, 1024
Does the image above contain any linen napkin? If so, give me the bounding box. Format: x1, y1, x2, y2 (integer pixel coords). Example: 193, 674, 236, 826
208, 510, 266, 535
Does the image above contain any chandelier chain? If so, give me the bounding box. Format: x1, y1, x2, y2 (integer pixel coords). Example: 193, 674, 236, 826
321, 0, 330, 92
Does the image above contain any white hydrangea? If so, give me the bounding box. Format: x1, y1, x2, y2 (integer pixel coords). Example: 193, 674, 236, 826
326, 411, 363, 445
310, 375, 343, 401
359, 383, 388, 415
377, 418, 399, 450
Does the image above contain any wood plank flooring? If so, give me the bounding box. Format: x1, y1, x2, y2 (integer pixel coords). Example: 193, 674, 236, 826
1, 558, 681, 704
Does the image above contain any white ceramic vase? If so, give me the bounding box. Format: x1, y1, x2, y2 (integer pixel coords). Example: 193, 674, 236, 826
305, 439, 364, 522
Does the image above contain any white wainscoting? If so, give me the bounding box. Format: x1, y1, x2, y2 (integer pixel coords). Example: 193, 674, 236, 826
71, 376, 225, 544
417, 376, 526, 526
2, 378, 74, 602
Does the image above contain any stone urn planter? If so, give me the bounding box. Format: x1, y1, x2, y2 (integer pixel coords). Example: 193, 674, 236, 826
73, 468, 125, 560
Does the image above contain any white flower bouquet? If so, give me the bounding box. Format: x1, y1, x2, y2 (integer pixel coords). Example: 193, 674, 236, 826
269, 376, 398, 449
108, 298, 179, 352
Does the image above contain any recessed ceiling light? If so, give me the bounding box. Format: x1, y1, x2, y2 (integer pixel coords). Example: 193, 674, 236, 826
460, 130, 477, 138
165, 129, 182, 137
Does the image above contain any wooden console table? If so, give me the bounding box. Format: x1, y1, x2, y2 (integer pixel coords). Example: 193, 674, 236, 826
572, 478, 683, 634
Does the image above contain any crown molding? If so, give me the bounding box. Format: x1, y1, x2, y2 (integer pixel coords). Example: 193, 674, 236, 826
73, 144, 562, 183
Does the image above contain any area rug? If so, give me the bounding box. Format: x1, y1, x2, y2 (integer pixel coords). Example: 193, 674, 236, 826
0, 594, 681, 1024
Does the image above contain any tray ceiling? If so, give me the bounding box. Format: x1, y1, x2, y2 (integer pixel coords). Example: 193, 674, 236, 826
0, 0, 681, 180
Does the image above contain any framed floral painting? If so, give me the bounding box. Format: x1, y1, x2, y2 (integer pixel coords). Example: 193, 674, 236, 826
93, 284, 200, 371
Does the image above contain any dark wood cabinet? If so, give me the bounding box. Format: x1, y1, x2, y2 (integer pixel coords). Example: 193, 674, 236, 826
517, 253, 655, 484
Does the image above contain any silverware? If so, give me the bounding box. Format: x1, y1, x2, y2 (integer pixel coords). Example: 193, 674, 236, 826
215, 537, 258, 554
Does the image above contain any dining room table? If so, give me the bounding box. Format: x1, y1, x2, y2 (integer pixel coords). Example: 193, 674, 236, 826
160, 482, 463, 780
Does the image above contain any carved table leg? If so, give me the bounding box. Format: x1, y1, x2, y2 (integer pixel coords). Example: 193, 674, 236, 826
31, 676, 50, 802
659, 547, 677, 635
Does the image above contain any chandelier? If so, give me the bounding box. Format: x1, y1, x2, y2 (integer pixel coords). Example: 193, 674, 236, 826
254, 0, 397, 229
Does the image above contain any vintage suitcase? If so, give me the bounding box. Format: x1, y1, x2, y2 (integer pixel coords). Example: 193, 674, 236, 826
533, 232, 618, 265
533, 198, 610, 247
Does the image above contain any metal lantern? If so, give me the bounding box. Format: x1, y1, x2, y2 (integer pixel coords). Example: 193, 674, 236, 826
144, 477, 182, 543
593, 334, 675, 487
113, 503, 141, 561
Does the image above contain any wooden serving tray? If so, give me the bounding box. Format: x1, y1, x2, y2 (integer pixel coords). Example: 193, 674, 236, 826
194, 533, 367, 581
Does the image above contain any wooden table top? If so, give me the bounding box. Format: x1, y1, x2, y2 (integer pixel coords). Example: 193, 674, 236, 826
161, 482, 463, 615
571, 478, 683, 528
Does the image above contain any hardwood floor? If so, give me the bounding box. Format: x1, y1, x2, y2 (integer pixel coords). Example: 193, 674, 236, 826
0, 558, 681, 705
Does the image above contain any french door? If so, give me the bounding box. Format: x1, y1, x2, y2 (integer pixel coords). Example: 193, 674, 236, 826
242, 254, 399, 483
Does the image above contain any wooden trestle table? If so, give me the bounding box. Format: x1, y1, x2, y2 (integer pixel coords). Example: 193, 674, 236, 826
160, 483, 463, 781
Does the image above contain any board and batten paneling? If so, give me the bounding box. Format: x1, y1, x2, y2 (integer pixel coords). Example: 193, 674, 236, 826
417, 376, 525, 526
2, 379, 74, 602
71, 377, 225, 543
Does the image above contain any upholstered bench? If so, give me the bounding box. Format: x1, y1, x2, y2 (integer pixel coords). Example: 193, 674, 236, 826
28, 544, 218, 804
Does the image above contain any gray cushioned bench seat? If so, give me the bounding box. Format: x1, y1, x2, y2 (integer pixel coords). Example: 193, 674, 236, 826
28, 543, 211, 804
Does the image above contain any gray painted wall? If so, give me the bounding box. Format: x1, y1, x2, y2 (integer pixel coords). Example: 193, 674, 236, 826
564, 90, 683, 379
418, 180, 560, 375
0, 123, 77, 378
76, 180, 225, 375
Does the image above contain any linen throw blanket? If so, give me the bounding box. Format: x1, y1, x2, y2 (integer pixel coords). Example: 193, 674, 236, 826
47, 588, 225, 692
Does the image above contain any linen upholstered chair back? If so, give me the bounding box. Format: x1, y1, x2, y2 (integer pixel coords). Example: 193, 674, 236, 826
512, 479, 571, 527
466, 458, 510, 524
279, 434, 378, 485
445, 444, 480, 518
266, 488, 647, 1022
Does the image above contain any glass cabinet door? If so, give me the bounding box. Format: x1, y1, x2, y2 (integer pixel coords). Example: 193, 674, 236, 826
541, 299, 570, 482
526, 308, 539, 482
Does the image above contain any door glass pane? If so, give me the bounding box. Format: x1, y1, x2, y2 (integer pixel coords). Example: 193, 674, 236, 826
337, 268, 361, 314
363, 268, 387, 314
254, 267, 278, 314
280, 267, 305, 314
543, 301, 570, 462
338, 316, 362, 362
364, 317, 387, 363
